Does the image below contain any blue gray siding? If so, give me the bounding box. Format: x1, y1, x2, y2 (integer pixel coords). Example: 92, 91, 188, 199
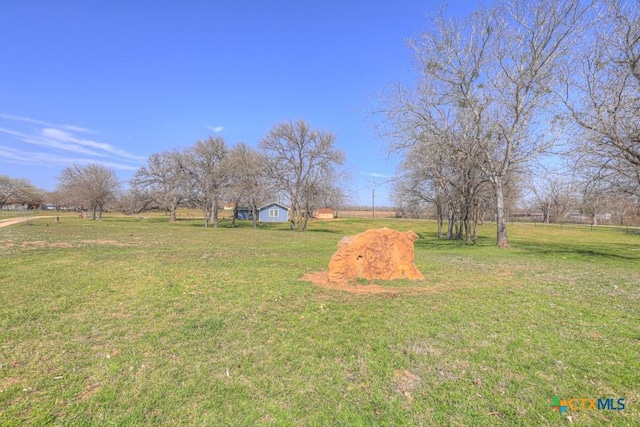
258, 203, 289, 222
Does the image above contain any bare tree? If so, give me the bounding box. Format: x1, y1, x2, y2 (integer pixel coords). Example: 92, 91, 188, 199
303, 170, 348, 215
381, 0, 590, 247
391, 135, 491, 241
529, 174, 577, 223
607, 191, 639, 225
391, 178, 432, 220
561, 0, 640, 197
0, 176, 44, 208
225, 142, 272, 228
181, 136, 229, 228
260, 120, 345, 231
116, 188, 154, 215
57, 164, 121, 220
580, 181, 610, 226
131, 150, 188, 222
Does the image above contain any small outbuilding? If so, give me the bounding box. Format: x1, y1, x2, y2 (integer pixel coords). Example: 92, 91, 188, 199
258, 202, 290, 223
234, 207, 253, 220
313, 208, 335, 219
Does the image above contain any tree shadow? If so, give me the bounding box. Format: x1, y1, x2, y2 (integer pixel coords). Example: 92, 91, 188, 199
413, 232, 493, 249
512, 241, 640, 261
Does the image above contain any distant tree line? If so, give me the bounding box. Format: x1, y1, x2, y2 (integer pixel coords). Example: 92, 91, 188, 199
380, 0, 640, 246
49, 120, 346, 230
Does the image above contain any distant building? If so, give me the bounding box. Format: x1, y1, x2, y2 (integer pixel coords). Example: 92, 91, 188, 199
595, 213, 612, 221
510, 212, 544, 222
565, 210, 589, 223
234, 207, 253, 220
313, 208, 335, 219
223, 202, 235, 210
258, 202, 289, 223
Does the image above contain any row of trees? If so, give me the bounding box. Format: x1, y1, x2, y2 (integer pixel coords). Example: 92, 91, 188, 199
382, 0, 640, 246
53, 120, 346, 230
528, 173, 639, 225
394, 167, 640, 227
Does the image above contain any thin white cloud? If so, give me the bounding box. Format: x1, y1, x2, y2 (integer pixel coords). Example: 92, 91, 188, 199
0, 145, 138, 170
360, 172, 392, 178
0, 126, 116, 159
0, 113, 93, 133
40, 127, 145, 161
0, 114, 145, 166
206, 124, 224, 133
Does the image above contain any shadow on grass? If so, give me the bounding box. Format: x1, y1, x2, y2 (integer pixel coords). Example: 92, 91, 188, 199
308, 228, 343, 234
413, 230, 640, 263
414, 232, 494, 249
512, 241, 640, 261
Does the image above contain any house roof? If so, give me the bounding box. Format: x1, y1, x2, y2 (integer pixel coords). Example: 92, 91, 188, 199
315, 208, 334, 214
258, 202, 290, 211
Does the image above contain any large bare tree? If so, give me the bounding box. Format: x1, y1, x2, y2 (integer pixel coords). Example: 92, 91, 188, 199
57, 164, 121, 219
561, 0, 640, 197
392, 134, 491, 241
131, 149, 188, 222
260, 120, 344, 231
382, 0, 590, 247
181, 136, 229, 228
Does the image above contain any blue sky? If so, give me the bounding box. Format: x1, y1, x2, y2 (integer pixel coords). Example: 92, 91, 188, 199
0, 1, 479, 205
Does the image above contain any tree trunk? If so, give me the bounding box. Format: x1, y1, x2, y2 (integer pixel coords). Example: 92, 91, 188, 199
455, 219, 462, 240
252, 203, 258, 229
202, 206, 209, 227
169, 199, 177, 223
464, 212, 472, 242
301, 201, 310, 231
292, 201, 302, 231
435, 200, 443, 238
231, 202, 237, 228
471, 202, 478, 242
210, 198, 219, 228
494, 181, 510, 248
446, 209, 455, 240
543, 201, 550, 223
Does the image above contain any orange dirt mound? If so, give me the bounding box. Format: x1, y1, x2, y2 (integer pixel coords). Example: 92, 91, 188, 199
328, 228, 425, 283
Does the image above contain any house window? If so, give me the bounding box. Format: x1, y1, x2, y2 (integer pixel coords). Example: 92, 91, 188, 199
269, 209, 279, 217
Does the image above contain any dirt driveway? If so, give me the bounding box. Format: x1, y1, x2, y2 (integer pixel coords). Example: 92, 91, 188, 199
0, 216, 54, 228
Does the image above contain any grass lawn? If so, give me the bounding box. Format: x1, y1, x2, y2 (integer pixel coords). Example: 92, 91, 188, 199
1, 216, 638, 426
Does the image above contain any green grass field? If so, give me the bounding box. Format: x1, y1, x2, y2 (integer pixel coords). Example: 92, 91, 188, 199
1, 216, 638, 426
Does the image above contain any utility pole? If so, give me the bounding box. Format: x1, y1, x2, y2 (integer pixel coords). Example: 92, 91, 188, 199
372, 188, 375, 219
